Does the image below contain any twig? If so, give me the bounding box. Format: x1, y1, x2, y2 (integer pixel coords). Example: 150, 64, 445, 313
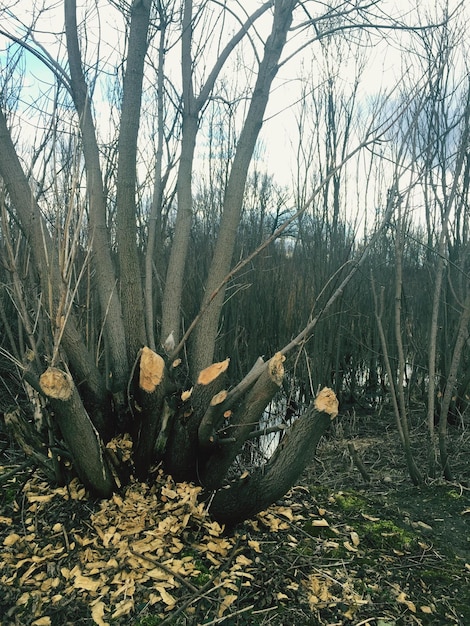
200, 604, 255, 625
347, 442, 371, 482
0, 459, 35, 485
130, 547, 199, 593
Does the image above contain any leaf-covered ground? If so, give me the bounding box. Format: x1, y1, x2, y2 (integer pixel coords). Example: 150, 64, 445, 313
1, 409, 469, 626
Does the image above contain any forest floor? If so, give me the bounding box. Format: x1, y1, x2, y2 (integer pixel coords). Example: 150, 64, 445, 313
0, 403, 469, 626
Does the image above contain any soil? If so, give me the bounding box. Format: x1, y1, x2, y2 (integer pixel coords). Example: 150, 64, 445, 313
0, 405, 469, 626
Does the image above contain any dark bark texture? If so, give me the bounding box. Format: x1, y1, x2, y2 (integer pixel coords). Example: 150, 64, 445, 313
206, 388, 338, 525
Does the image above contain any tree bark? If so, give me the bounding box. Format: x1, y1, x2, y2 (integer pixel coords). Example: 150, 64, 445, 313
39, 367, 115, 497
133, 347, 170, 479
163, 358, 230, 482
116, 0, 151, 364
199, 352, 285, 490
145, 8, 168, 350
160, 0, 197, 347
65, 0, 129, 394
191, 0, 296, 375
207, 387, 338, 526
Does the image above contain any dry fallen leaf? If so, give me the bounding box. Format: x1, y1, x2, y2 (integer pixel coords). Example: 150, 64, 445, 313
27, 494, 54, 504
111, 599, 134, 618
311, 518, 329, 527
397, 591, 416, 613
155, 586, 176, 607
350, 531, 360, 546
343, 540, 358, 552
74, 573, 101, 592
235, 554, 253, 566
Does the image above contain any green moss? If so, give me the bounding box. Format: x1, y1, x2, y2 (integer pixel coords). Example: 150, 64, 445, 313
180, 548, 211, 587
307, 485, 330, 503
193, 571, 211, 586
361, 519, 415, 550
2, 486, 17, 505
332, 491, 368, 513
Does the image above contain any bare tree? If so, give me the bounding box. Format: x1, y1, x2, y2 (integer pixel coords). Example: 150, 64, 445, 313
411, 7, 470, 477
0, 0, 435, 521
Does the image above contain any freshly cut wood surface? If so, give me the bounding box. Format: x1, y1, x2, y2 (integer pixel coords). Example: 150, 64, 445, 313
314, 387, 339, 418
39, 368, 73, 401
139, 346, 165, 393
197, 358, 230, 385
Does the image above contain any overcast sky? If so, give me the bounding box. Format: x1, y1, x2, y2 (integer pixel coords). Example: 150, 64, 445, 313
0, 0, 468, 206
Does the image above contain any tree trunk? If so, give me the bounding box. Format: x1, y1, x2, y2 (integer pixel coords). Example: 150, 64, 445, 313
425, 86, 470, 476
438, 289, 470, 480
393, 208, 422, 485
145, 11, 168, 350
206, 387, 338, 526
115, 0, 151, 364
133, 347, 170, 479
64, 0, 129, 395
39, 367, 115, 497
163, 358, 230, 482
0, 108, 108, 415
199, 352, 285, 490
191, 0, 296, 375
372, 278, 422, 486
160, 1, 274, 349
160, 0, 197, 347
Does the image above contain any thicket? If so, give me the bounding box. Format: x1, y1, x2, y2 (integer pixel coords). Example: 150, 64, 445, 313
1, 0, 469, 513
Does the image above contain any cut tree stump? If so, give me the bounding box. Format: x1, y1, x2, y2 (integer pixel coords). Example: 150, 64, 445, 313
134, 347, 169, 478
163, 358, 230, 482
39, 367, 115, 497
139, 346, 165, 392
207, 387, 338, 525
199, 352, 285, 490
191, 358, 230, 416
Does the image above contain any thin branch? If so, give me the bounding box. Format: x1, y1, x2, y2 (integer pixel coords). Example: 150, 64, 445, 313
170, 104, 401, 360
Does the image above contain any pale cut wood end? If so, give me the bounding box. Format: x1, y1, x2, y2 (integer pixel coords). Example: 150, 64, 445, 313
268, 352, 285, 386
210, 390, 228, 406
314, 387, 339, 419
40, 367, 73, 401
139, 346, 165, 393
197, 358, 230, 385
